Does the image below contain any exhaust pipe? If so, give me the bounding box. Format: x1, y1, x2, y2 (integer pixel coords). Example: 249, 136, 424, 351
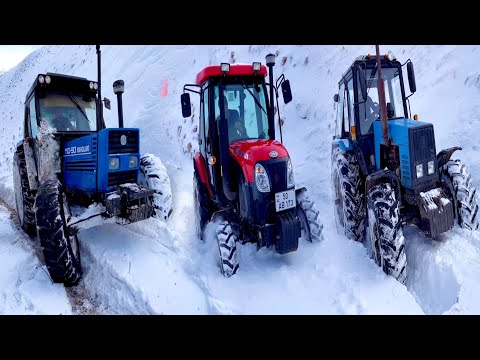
113, 80, 125, 128
96, 45, 105, 130
375, 45, 390, 148
265, 53, 276, 140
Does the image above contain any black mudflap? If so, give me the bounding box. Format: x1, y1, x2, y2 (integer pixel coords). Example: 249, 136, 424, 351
275, 211, 301, 254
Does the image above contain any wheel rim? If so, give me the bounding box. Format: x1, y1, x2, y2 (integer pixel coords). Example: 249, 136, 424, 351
13, 164, 24, 227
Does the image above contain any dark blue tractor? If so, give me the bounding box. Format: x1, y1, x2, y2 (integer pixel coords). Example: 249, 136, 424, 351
13, 46, 172, 286
331, 50, 479, 284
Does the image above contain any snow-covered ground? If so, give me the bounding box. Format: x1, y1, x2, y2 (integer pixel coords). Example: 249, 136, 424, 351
0, 45, 479, 314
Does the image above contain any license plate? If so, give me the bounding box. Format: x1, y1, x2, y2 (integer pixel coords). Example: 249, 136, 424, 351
275, 189, 296, 212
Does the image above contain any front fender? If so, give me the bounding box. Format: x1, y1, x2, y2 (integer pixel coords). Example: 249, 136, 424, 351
437, 146, 462, 169
365, 168, 401, 201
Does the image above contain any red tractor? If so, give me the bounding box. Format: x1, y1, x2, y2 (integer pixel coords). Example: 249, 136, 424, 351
181, 54, 323, 277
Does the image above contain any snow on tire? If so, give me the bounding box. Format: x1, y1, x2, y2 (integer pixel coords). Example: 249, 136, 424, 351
216, 219, 239, 278
194, 166, 212, 241
296, 191, 323, 242
366, 183, 407, 284
442, 159, 479, 231
140, 153, 173, 221
35, 180, 82, 286
331, 147, 365, 242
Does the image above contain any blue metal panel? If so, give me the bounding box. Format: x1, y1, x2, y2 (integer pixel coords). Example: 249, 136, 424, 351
373, 118, 432, 189
97, 128, 141, 192
63, 134, 97, 191
333, 138, 353, 152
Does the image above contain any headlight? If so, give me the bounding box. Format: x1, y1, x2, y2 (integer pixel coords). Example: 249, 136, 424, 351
416, 164, 423, 179
129, 156, 138, 168
93, 82, 98, 90
38, 75, 45, 84
45, 75, 51, 84
428, 160, 435, 175
109, 157, 119, 170
89, 81, 94, 90
287, 158, 295, 188
255, 163, 270, 193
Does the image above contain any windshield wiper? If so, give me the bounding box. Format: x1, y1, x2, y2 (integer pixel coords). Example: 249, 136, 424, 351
67, 94, 90, 123
239, 80, 268, 116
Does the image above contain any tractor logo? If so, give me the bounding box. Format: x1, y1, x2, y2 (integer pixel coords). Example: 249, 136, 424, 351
269, 151, 278, 158
120, 135, 127, 146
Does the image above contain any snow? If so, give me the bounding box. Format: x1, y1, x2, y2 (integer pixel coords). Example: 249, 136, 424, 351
420, 188, 451, 211
0, 44, 479, 314
0, 205, 71, 314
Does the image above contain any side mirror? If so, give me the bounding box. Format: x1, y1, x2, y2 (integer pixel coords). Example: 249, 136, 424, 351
181, 93, 191, 118
407, 62, 416, 93
104, 98, 111, 110
281, 79, 292, 104
356, 64, 367, 101
333, 94, 339, 103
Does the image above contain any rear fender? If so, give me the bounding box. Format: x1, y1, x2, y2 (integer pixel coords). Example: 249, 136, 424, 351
193, 153, 212, 197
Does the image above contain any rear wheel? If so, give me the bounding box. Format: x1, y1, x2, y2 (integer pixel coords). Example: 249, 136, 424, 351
194, 166, 212, 241
35, 180, 82, 286
139, 153, 173, 221
366, 183, 407, 284
441, 159, 479, 230
216, 217, 239, 278
13, 150, 36, 235
331, 148, 365, 242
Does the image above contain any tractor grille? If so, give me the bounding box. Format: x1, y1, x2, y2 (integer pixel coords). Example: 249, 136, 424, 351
263, 159, 287, 193
410, 125, 437, 185
108, 170, 138, 187
108, 130, 139, 154
65, 160, 96, 172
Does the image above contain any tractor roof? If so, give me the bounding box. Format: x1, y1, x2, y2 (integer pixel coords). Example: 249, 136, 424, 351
26, 73, 97, 102
339, 53, 401, 84
196, 63, 267, 85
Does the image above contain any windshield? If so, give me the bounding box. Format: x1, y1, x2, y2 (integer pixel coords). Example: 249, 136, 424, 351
214, 81, 269, 144
358, 65, 406, 135
38, 92, 97, 131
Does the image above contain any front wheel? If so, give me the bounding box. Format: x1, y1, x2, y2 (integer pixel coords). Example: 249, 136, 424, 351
139, 153, 173, 221
216, 217, 239, 278
366, 183, 407, 284
296, 191, 323, 243
35, 180, 82, 286
441, 159, 479, 230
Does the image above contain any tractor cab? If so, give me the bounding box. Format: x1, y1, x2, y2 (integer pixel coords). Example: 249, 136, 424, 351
24, 73, 105, 143
334, 52, 417, 179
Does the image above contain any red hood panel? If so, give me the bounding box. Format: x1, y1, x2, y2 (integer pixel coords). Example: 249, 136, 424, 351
229, 140, 289, 183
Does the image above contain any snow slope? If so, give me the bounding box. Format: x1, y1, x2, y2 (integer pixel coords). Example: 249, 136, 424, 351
0, 44, 479, 314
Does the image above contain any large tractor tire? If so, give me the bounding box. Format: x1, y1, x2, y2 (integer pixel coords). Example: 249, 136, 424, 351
366, 183, 407, 284
193, 167, 212, 241
12, 149, 36, 236
441, 159, 479, 231
331, 148, 365, 242
296, 191, 323, 243
35, 180, 82, 286
139, 153, 173, 221
216, 217, 239, 278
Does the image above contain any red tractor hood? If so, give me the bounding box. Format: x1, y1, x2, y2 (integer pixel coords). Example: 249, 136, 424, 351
229, 139, 289, 183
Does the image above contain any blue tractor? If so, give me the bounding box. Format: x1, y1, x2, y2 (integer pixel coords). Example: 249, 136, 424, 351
13, 46, 173, 286
331, 48, 479, 284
